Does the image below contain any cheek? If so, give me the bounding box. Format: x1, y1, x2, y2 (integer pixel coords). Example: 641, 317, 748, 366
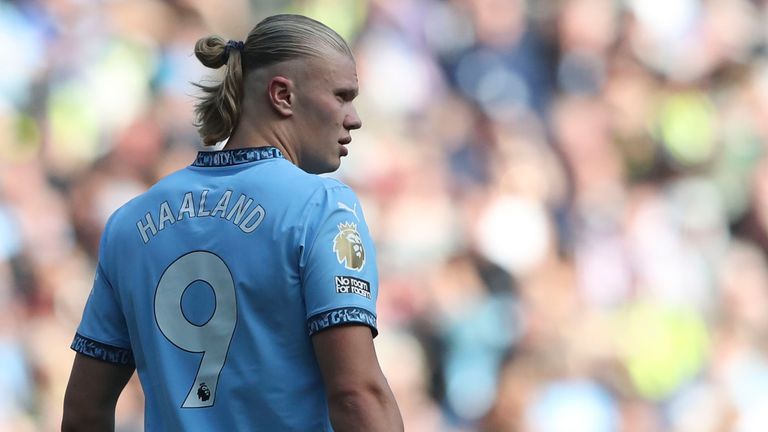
307, 105, 338, 131
317, 98, 343, 125
328, 105, 344, 127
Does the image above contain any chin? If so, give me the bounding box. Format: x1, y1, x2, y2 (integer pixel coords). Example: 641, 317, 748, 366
323, 159, 342, 174
303, 158, 341, 175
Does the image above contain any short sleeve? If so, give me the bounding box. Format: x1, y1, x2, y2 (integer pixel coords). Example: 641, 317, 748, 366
71, 222, 134, 366
301, 184, 378, 337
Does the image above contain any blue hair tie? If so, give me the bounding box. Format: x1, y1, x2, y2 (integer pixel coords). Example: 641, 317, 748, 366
223, 40, 244, 63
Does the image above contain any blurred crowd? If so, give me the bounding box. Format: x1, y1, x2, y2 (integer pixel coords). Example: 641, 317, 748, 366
2, 0, 768, 430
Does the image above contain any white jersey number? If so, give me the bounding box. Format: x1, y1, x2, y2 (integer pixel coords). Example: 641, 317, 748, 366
154, 251, 237, 408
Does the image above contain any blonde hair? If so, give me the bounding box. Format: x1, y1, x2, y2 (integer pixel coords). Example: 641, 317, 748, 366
193, 14, 353, 146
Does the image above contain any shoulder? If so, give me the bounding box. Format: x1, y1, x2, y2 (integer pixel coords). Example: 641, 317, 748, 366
304, 177, 361, 216
274, 170, 365, 234
316, 176, 353, 193
270, 162, 358, 204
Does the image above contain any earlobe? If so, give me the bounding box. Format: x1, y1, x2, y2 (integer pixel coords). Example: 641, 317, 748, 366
268, 76, 293, 117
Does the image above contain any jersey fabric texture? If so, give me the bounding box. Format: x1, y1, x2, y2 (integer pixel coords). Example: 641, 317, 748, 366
71, 147, 379, 431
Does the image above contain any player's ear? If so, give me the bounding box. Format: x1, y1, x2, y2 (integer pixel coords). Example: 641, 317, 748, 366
267, 76, 293, 117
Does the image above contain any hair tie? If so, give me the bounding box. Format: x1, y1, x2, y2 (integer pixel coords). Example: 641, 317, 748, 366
222, 40, 244, 63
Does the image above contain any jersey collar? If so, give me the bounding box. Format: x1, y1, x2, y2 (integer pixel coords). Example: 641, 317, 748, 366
192, 146, 284, 167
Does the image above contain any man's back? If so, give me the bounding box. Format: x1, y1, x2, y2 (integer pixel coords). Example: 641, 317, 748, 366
73, 147, 379, 430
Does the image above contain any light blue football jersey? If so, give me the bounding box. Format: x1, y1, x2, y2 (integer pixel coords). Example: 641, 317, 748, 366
71, 147, 379, 431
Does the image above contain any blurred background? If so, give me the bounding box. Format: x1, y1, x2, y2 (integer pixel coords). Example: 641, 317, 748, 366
2, 0, 768, 430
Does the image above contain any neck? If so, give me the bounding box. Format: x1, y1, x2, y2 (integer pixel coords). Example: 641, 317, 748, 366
225, 119, 299, 166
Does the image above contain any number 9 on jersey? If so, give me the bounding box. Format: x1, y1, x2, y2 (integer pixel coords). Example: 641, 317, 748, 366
154, 251, 237, 408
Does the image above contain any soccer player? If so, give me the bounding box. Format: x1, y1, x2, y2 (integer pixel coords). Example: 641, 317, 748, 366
62, 14, 403, 432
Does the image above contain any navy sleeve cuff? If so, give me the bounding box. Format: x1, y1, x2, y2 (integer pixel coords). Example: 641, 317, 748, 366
307, 307, 378, 338
71, 333, 135, 366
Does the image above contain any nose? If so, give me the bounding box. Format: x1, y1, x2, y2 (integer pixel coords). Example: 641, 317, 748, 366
344, 107, 362, 131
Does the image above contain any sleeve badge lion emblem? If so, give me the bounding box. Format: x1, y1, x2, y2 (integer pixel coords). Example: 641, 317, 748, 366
333, 222, 366, 271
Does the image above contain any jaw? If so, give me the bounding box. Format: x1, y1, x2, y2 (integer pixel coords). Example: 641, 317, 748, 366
302, 156, 341, 174
288, 127, 344, 173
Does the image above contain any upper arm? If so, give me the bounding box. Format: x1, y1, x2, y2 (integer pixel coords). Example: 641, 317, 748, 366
311, 325, 387, 396
63, 353, 135, 428
64, 216, 136, 429
303, 184, 404, 431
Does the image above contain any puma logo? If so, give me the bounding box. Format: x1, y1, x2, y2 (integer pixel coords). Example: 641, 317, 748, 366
337, 201, 359, 221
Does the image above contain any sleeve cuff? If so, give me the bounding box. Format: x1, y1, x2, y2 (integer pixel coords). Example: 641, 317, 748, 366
71, 333, 135, 366
307, 307, 378, 338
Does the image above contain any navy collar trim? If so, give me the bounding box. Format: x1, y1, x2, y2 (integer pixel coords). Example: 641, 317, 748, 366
192, 146, 284, 167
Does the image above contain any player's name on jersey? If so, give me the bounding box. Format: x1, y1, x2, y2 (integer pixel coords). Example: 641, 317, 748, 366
136, 190, 265, 244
